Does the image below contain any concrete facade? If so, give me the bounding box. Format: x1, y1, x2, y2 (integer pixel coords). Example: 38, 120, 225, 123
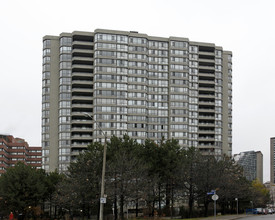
271, 137, 275, 184
234, 151, 263, 183
42, 29, 233, 172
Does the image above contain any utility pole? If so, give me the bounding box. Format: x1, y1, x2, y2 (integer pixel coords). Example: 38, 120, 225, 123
84, 113, 107, 220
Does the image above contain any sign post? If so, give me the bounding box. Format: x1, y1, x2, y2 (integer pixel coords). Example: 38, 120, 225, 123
208, 190, 218, 220
235, 198, 238, 215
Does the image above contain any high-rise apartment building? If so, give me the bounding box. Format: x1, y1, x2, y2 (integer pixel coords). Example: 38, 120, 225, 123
0, 134, 42, 174
271, 137, 275, 184
42, 29, 232, 172
234, 151, 263, 183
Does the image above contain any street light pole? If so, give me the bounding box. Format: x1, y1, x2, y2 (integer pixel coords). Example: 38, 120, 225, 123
99, 134, 107, 220
84, 113, 107, 220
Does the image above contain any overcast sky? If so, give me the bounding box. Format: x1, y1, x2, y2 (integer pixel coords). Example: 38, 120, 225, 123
0, 0, 274, 182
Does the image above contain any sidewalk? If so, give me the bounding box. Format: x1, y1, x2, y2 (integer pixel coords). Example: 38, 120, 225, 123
194, 214, 252, 220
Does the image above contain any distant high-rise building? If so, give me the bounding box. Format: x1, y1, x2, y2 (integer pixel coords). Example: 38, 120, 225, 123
0, 134, 42, 174
234, 151, 263, 183
270, 137, 275, 184
42, 29, 233, 172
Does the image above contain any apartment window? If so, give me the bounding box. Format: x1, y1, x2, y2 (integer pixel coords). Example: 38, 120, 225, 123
117, 60, 128, 67
170, 64, 187, 70
42, 87, 50, 94
43, 40, 51, 48
43, 56, 50, 64
60, 54, 72, 61
170, 87, 188, 93
129, 46, 146, 52
189, 61, 198, 68
96, 34, 116, 42
171, 72, 187, 78
170, 102, 187, 107
171, 49, 187, 56
42, 79, 51, 86
59, 156, 70, 162
171, 41, 188, 48
189, 105, 198, 110
59, 109, 71, 116
215, 50, 222, 57
42, 95, 50, 102
95, 42, 116, 50
189, 68, 198, 74
42, 72, 50, 79
171, 109, 187, 115
59, 148, 71, 155
43, 64, 50, 72
59, 116, 70, 123
42, 110, 49, 118
171, 79, 187, 85
60, 78, 71, 85
171, 57, 187, 63
215, 65, 222, 71
117, 35, 128, 43
60, 85, 71, 92
189, 46, 198, 53
60, 37, 72, 46
170, 94, 188, 101
171, 132, 187, 138
42, 141, 49, 148
60, 46, 71, 53
129, 37, 147, 45
59, 93, 71, 100
60, 70, 71, 77
42, 126, 49, 133
117, 52, 128, 58
43, 48, 51, 56
171, 124, 188, 130
117, 44, 128, 51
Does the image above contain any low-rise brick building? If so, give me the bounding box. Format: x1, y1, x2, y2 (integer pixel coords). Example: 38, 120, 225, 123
0, 134, 42, 174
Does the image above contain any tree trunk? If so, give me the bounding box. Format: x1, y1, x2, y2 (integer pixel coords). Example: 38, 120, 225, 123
120, 194, 124, 220
135, 199, 138, 217
114, 195, 118, 220
158, 184, 161, 211
166, 183, 170, 207
188, 185, 194, 218
203, 198, 209, 217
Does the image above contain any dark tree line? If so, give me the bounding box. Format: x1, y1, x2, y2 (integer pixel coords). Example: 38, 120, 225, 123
0, 162, 63, 219
52, 135, 270, 219
0, 136, 270, 219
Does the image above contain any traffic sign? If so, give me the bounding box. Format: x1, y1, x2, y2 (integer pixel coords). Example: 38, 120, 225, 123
100, 197, 106, 204
207, 190, 216, 195
212, 194, 219, 201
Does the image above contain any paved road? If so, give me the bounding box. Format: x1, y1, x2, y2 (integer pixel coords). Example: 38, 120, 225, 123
196, 214, 275, 220
240, 214, 275, 219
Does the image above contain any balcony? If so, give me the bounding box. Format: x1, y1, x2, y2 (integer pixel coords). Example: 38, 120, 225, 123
198, 129, 215, 135
72, 88, 93, 94
72, 95, 93, 102
199, 88, 215, 94
71, 141, 91, 149
71, 134, 93, 140
72, 48, 93, 56
198, 114, 215, 120
72, 64, 93, 70
71, 127, 93, 133
198, 136, 215, 141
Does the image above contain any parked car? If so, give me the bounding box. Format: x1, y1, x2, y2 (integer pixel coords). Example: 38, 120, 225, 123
255, 208, 263, 214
